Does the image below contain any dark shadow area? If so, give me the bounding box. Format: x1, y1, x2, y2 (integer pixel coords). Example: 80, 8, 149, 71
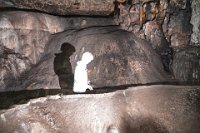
0, 89, 71, 109
0, 7, 116, 18
125, 117, 169, 133
54, 42, 75, 89
1, 81, 200, 109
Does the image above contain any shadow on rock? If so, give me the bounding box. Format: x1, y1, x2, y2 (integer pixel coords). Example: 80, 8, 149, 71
54, 42, 75, 89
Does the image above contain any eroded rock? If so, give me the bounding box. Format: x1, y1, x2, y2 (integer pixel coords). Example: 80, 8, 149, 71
172, 46, 200, 84
0, 11, 115, 91
50, 26, 171, 89
0, 45, 31, 91
0, 85, 199, 133
6, 26, 171, 91
0, 0, 115, 16
191, 0, 200, 45
118, 0, 192, 48
163, 0, 192, 47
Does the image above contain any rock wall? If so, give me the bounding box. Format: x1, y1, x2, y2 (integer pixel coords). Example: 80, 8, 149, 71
172, 46, 200, 83
0, 11, 64, 91
0, 0, 114, 16
191, 0, 200, 45
118, 0, 200, 84
3, 25, 171, 91
118, 0, 192, 47
0, 0, 200, 91
0, 11, 116, 91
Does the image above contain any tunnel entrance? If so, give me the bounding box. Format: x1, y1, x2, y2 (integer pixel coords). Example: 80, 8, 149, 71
54, 42, 75, 89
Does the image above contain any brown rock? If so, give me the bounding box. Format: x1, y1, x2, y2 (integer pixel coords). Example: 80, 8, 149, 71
162, 1, 192, 48
0, 85, 199, 132
172, 46, 200, 84
0, 11, 115, 91
117, 0, 192, 48
5, 26, 171, 91
0, 0, 115, 16
191, 0, 200, 45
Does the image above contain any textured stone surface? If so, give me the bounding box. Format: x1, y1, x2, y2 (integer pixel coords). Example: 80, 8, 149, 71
119, 0, 192, 48
172, 46, 200, 84
0, 11, 52, 91
4, 26, 171, 91
118, 0, 192, 47
0, 0, 115, 16
0, 11, 68, 65
191, 0, 200, 45
0, 85, 200, 133
117, 0, 193, 76
53, 26, 171, 89
0, 11, 115, 91
0, 0, 199, 91
163, 0, 192, 47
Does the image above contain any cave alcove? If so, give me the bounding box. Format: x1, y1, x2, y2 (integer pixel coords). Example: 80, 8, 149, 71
0, 0, 200, 132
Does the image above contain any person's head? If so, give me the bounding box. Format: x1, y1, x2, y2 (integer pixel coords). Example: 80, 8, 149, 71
81, 52, 94, 64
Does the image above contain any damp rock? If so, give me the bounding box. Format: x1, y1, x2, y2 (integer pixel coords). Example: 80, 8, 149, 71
0, 85, 200, 133
4, 26, 172, 91
172, 46, 200, 84
0, 0, 114, 16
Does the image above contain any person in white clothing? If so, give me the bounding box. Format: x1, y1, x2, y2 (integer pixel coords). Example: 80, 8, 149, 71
73, 52, 94, 93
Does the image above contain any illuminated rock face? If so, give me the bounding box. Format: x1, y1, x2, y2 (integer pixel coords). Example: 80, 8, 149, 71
0, 11, 115, 91
0, 85, 200, 133
0, 25, 171, 91
0, 0, 199, 91
65, 27, 171, 88
173, 46, 200, 84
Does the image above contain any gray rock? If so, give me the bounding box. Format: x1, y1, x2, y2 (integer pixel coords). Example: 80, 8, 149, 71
172, 46, 200, 84
0, 0, 115, 16
191, 0, 200, 45
0, 85, 199, 133
0, 11, 115, 91
5, 26, 171, 91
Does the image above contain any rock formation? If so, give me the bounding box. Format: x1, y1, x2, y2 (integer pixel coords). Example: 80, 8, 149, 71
0, 0, 200, 132
0, 11, 115, 91
172, 46, 200, 84
0, 0, 199, 91
2, 25, 171, 91
0, 85, 200, 133
0, 0, 115, 16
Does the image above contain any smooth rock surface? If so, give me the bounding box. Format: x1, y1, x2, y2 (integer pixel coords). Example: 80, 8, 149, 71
0, 11, 115, 91
0, 85, 200, 133
20, 26, 170, 91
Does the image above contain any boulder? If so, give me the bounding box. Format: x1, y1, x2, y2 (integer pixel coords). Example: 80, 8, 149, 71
12, 26, 171, 91
0, 85, 200, 133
